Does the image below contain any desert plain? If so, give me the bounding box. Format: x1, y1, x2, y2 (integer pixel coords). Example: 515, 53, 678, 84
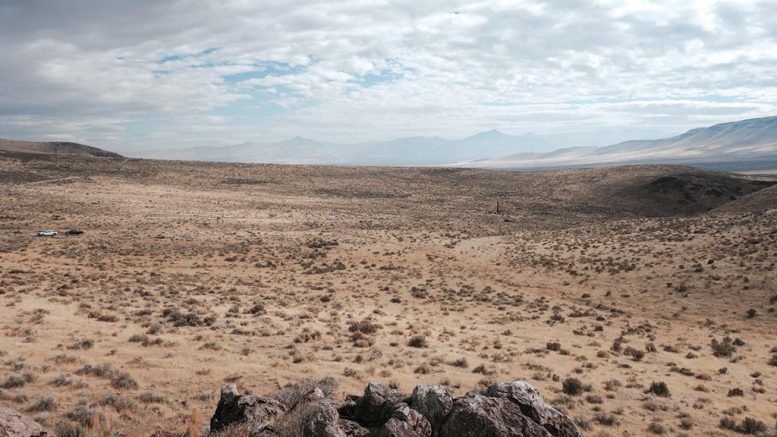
1, 151, 777, 436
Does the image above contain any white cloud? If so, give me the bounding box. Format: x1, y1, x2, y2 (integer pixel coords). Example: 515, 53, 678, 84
0, 0, 775, 152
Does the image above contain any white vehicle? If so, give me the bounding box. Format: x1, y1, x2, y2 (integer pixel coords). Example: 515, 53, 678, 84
37, 230, 58, 237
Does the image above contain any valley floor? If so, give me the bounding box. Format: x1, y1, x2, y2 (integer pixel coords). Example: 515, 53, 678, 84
1, 155, 776, 436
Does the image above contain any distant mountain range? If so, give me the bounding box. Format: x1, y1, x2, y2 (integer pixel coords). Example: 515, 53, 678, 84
4, 116, 777, 170
135, 128, 665, 166
462, 116, 777, 170
136, 116, 777, 169
135, 131, 560, 165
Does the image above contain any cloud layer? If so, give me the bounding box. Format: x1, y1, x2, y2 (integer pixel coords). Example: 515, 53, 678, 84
1, 0, 776, 152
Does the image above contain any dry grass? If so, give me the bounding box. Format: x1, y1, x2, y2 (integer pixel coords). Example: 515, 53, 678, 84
0, 154, 776, 435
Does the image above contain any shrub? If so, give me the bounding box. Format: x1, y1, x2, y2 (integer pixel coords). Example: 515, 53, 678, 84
55, 421, 87, 437
110, 372, 138, 390
647, 382, 670, 397
51, 374, 72, 387
727, 388, 744, 397
66, 339, 94, 350
51, 354, 77, 364
623, 346, 645, 361
710, 337, 736, 358
6, 372, 34, 388
146, 323, 162, 335
66, 405, 105, 428
2, 374, 28, 389
76, 364, 115, 378
647, 422, 665, 434
472, 364, 497, 375
138, 391, 166, 404
128, 334, 148, 343
29, 396, 57, 412
348, 319, 380, 334
562, 378, 586, 396
246, 303, 266, 316
449, 358, 468, 368
100, 394, 135, 412
739, 417, 768, 434
585, 394, 603, 404
414, 364, 432, 374
161, 308, 201, 327
603, 379, 621, 392
594, 413, 619, 426
720, 417, 767, 434
407, 335, 428, 348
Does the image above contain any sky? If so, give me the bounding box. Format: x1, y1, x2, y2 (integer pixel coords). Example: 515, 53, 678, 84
1, 0, 776, 154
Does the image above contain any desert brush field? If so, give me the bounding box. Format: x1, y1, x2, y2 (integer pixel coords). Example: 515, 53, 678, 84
1, 151, 777, 436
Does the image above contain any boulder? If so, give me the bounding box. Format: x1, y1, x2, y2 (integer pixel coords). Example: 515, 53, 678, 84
0, 409, 50, 437
378, 403, 432, 437
485, 381, 581, 437
305, 387, 326, 402
339, 419, 370, 437
410, 385, 452, 434
341, 382, 409, 427
301, 401, 347, 437
210, 384, 286, 433
439, 394, 552, 437
248, 423, 275, 437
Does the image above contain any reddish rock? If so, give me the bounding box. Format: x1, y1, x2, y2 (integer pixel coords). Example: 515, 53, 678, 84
0, 409, 50, 437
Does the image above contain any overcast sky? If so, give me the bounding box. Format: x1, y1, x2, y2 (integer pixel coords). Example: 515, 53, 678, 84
1, 0, 776, 153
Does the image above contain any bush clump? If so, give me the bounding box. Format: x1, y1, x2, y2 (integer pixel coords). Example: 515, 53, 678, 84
720, 417, 767, 434
562, 378, 588, 396
710, 337, 737, 358
348, 319, 381, 335
407, 335, 428, 348
55, 421, 87, 437
28, 396, 57, 412
647, 381, 671, 397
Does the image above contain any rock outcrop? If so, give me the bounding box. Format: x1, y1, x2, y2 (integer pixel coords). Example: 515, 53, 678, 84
208, 380, 580, 437
378, 403, 432, 437
340, 382, 410, 427
299, 401, 347, 437
0, 409, 50, 437
210, 384, 286, 433
410, 384, 453, 434
485, 381, 580, 437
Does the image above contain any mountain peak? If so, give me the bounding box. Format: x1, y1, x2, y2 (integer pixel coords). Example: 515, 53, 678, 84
465, 129, 515, 142
279, 136, 319, 145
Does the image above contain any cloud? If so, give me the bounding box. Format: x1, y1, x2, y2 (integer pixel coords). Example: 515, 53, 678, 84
0, 0, 775, 152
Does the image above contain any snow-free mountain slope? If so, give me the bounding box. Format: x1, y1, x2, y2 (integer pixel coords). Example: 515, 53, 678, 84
466, 116, 777, 169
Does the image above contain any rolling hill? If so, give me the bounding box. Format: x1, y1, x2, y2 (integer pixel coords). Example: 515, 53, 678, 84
0, 138, 122, 158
